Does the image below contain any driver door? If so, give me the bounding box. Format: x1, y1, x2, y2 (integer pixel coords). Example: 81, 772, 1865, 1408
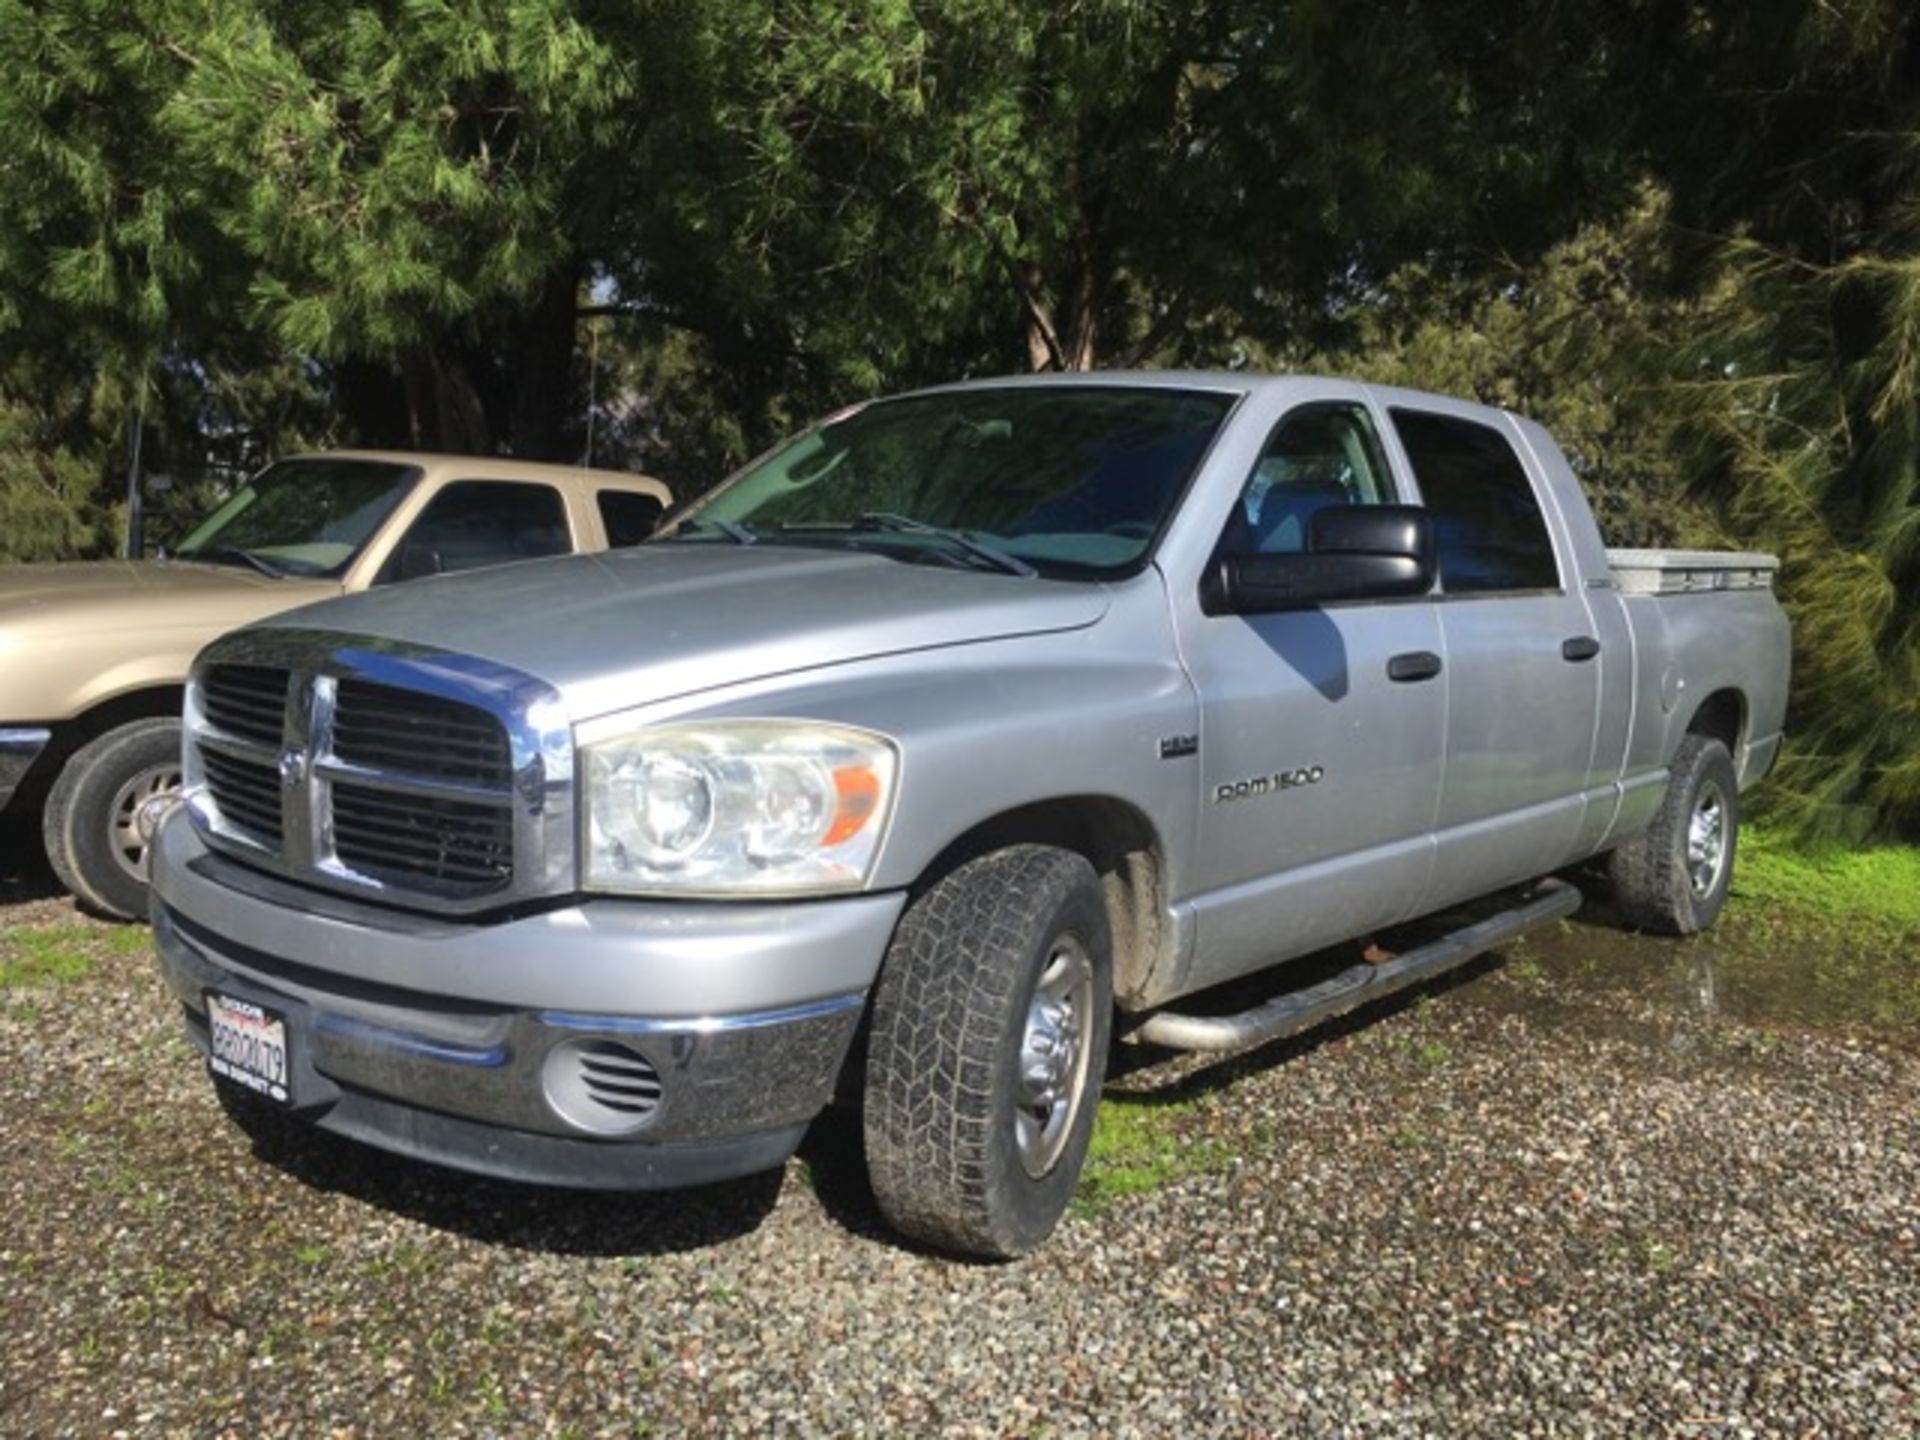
1172, 398, 1447, 991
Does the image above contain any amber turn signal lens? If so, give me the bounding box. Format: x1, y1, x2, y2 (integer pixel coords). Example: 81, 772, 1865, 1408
824, 765, 883, 847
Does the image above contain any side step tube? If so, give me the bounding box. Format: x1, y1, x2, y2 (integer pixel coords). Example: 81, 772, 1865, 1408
1132, 879, 1583, 1054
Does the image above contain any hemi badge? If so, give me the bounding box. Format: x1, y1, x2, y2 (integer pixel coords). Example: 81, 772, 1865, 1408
1158, 734, 1199, 759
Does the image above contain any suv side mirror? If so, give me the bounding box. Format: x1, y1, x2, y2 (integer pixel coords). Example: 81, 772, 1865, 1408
392, 544, 445, 583
1210, 504, 1434, 614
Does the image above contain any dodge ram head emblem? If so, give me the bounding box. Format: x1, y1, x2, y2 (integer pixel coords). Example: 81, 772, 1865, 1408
278, 746, 310, 787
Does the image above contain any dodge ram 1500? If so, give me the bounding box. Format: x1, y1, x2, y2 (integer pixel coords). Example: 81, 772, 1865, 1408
148, 374, 1788, 1257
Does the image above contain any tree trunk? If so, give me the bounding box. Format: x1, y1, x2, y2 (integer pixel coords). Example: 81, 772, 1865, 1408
507, 263, 584, 461
332, 359, 415, 449
1020, 264, 1100, 373
399, 347, 493, 454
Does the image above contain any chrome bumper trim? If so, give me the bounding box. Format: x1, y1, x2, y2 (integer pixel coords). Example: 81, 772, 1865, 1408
155, 897, 868, 1146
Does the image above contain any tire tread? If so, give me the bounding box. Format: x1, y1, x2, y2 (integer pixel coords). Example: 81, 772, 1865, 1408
863, 845, 1108, 1258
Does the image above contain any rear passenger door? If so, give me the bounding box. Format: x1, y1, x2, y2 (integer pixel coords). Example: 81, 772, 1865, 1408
382, 480, 574, 582
1385, 407, 1601, 908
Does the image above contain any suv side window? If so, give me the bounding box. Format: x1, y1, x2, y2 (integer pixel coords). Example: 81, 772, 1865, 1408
1389, 409, 1559, 594
1224, 401, 1397, 555
598, 489, 664, 548
388, 480, 571, 580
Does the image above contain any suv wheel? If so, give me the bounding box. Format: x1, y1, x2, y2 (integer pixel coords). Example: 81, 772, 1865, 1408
43, 717, 183, 921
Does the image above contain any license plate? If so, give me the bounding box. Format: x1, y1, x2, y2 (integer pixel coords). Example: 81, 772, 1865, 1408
206, 992, 290, 1105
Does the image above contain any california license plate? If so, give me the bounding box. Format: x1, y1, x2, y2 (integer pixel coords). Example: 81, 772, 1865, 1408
206, 992, 290, 1105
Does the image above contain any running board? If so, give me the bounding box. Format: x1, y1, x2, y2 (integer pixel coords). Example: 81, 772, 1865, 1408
1131, 879, 1583, 1054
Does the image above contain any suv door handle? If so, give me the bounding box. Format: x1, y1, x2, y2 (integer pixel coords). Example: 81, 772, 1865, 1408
1387, 651, 1443, 683
1562, 636, 1601, 662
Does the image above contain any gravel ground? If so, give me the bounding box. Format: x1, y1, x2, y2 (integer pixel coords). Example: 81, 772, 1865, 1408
0, 864, 1915, 1438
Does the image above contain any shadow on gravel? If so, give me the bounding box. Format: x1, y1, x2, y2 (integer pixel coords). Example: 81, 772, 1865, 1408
792, 1107, 897, 1245
226, 1104, 787, 1257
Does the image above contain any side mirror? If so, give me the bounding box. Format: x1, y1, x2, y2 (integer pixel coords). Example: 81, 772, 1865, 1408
393, 544, 445, 583
1210, 504, 1433, 614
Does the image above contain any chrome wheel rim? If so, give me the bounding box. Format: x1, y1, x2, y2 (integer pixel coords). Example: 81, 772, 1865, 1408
1686, 779, 1730, 900
109, 763, 183, 884
1014, 933, 1095, 1179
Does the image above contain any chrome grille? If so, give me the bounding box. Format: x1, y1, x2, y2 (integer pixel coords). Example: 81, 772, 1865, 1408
185, 630, 571, 913
201, 664, 288, 747
200, 747, 282, 845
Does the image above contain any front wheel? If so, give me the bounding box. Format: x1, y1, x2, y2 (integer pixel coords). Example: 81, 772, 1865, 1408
42, 717, 183, 921
1608, 733, 1740, 935
863, 845, 1113, 1259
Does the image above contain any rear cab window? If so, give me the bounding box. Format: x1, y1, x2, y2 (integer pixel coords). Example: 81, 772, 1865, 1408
1388, 409, 1560, 594
598, 489, 665, 548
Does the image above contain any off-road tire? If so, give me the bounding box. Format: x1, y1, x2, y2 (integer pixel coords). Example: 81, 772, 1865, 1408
863, 845, 1113, 1259
42, 717, 182, 921
1609, 734, 1739, 935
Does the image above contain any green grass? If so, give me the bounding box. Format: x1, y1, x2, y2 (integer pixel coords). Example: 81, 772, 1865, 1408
0, 920, 147, 997
1735, 829, 1920, 934
1714, 828, 1920, 1033
1075, 1093, 1231, 1215
0, 926, 102, 988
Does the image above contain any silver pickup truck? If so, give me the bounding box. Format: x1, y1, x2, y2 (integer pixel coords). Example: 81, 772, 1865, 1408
149, 374, 1789, 1257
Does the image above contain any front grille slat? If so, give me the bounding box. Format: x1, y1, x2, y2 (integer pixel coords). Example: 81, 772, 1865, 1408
330, 680, 511, 789
201, 747, 283, 845
317, 783, 509, 827
201, 664, 289, 747
331, 781, 512, 889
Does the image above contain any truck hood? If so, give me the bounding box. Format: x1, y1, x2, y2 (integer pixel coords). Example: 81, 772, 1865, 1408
261, 544, 1110, 718
0, 559, 331, 637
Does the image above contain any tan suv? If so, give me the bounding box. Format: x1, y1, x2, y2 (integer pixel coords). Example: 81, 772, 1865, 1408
0, 451, 671, 919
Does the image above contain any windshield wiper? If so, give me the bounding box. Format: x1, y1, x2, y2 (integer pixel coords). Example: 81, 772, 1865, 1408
178, 545, 290, 579
780, 513, 1035, 578
669, 518, 758, 546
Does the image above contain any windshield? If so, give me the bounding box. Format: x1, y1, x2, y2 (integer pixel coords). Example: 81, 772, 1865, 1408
175, 459, 420, 579
664, 385, 1237, 579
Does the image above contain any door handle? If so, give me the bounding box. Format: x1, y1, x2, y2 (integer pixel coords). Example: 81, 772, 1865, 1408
1562, 636, 1602, 662
1387, 650, 1443, 683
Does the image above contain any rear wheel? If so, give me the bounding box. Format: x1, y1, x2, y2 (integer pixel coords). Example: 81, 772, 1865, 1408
863, 845, 1112, 1259
43, 718, 183, 921
1609, 734, 1739, 935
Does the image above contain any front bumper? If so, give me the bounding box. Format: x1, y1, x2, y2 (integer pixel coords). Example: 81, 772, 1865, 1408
0, 727, 50, 811
150, 812, 906, 1189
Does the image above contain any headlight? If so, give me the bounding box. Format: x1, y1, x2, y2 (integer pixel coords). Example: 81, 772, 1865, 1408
581, 720, 898, 896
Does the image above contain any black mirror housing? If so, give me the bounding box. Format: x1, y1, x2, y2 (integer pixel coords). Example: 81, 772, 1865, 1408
1307, 504, 1431, 561
1210, 503, 1434, 614
392, 545, 446, 583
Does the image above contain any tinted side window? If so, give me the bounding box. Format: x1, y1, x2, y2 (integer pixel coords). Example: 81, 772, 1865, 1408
1389, 409, 1559, 593
598, 489, 664, 548
1226, 402, 1397, 555
394, 481, 571, 578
